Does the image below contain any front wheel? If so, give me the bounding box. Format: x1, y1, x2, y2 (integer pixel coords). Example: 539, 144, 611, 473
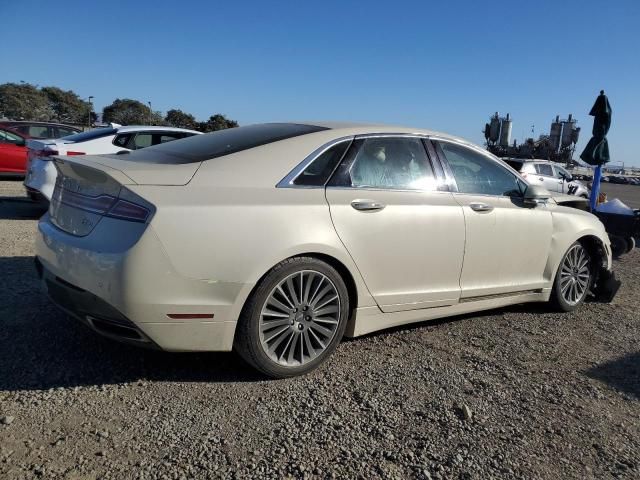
234, 257, 349, 378
550, 241, 592, 312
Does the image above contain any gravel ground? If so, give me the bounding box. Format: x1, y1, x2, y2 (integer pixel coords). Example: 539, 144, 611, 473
1, 178, 639, 480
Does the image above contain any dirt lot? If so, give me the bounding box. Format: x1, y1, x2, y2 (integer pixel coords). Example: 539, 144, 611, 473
1, 178, 639, 480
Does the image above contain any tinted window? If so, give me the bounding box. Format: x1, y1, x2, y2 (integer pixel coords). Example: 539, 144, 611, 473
436, 141, 524, 197
57, 127, 79, 137
293, 141, 350, 186
554, 166, 570, 179
113, 133, 132, 148
124, 123, 328, 164
535, 163, 553, 176
28, 125, 50, 138
62, 128, 117, 142
0, 129, 24, 144
331, 137, 436, 190
158, 133, 186, 143
133, 133, 153, 149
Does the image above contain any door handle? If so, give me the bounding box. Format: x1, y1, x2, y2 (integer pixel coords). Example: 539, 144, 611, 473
351, 200, 386, 212
539, 177, 544, 181
469, 202, 494, 213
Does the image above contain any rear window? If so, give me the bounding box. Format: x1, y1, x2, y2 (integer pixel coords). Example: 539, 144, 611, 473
61, 128, 117, 142
125, 123, 329, 164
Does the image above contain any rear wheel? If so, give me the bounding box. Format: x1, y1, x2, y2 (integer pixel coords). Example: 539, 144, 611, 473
234, 257, 349, 378
550, 241, 592, 312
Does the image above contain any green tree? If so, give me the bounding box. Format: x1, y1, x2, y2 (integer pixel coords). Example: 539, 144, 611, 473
102, 98, 164, 125
165, 109, 197, 129
0, 82, 49, 120
41, 86, 91, 124
198, 114, 239, 132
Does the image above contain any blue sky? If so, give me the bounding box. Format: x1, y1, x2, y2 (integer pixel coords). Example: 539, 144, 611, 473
1, 0, 639, 165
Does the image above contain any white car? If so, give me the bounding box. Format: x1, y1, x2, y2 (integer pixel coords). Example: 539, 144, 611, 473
35, 122, 620, 378
24, 125, 201, 201
502, 159, 590, 198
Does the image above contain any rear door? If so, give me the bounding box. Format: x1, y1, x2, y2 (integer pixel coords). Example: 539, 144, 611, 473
325, 135, 465, 312
534, 163, 562, 192
434, 140, 552, 298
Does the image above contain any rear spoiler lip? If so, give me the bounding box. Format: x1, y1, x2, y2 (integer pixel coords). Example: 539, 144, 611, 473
53, 155, 138, 185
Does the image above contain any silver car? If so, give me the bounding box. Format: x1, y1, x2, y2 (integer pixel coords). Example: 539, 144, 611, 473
504, 159, 590, 198
35, 122, 619, 378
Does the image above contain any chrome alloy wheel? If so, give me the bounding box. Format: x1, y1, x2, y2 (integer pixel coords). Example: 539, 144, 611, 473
559, 243, 591, 306
259, 270, 341, 366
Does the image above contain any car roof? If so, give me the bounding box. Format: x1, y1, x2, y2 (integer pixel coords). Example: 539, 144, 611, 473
279, 121, 475, 146
0, 120, 80, 128
115, 125, 201, 134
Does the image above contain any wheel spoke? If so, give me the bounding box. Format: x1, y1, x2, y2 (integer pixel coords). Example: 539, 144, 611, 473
264, 325, 291, 344
285, 278, 300, 306
268, 295, 292, 314
276, 285, 295, 310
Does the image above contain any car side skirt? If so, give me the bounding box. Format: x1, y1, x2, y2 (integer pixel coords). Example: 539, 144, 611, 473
345, 288, 551, 337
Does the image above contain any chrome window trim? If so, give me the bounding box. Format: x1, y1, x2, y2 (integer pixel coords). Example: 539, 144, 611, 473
276, 136, 354, 189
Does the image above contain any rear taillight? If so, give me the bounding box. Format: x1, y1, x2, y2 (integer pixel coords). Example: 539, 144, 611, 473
59, 191, 150, 223
66, 151, 85, 156
106, 199, 150, 222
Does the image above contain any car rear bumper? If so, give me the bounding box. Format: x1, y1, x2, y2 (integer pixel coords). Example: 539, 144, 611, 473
24, 158, 57, 201
35, 215, 244, 351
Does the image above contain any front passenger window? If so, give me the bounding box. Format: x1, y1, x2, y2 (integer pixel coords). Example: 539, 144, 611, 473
436, 141, 523, 197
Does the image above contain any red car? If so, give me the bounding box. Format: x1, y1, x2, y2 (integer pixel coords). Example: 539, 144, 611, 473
0, 127, 29, 176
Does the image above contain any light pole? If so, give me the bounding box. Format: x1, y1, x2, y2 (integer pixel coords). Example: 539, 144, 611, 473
88, 96, 94, 128
147, 101, 152, 125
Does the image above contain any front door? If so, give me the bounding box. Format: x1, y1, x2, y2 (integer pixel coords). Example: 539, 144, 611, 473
0, 129, 27, 173
434, 140, 553, 298
325, 136, 466, 312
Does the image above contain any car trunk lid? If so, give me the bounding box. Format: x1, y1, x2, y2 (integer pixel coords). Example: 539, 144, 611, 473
49, 154, 196, 236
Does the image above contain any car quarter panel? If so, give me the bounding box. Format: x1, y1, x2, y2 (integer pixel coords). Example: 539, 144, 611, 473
129, 184, 377, 321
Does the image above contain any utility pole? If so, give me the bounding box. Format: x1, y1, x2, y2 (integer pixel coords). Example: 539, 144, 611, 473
148, 101, 152, 125
88, 96, 94, 128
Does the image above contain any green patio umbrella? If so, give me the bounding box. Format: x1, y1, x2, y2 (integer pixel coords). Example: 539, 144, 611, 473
580, 90, 612, 210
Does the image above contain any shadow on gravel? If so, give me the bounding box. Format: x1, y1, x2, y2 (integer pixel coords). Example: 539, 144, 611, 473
585, 352, 640, 399
0, 197, 47, 220
0, 256, 264, 392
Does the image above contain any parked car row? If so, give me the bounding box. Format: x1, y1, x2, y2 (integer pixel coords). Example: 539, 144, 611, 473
0, 120, 200, 201
32, 122, 620, 378
24, 125, 200, 201
602, 175, 640, 185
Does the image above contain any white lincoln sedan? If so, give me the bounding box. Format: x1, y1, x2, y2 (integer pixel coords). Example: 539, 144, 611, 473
35, 122, 620, 378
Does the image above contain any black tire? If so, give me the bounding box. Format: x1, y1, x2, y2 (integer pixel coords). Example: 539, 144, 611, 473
624, 236, 636, 254
550, 241, 592, 312
234, 256, 349, 378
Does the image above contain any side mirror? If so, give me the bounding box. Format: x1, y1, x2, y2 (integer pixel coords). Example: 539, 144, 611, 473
523, 184, 551, 207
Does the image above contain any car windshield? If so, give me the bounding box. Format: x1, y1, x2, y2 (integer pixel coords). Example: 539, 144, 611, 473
125, 123, 329, 164
61, 128, 117, 142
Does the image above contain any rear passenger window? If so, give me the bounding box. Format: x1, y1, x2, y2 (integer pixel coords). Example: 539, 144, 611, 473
157, 133, 184, 144
535, 164, 553, 176
113, 134, 132, 148
331, 137, 436, 190
29, 125, 50, 138
293, 141, 350, 186
132, 133, 153, 149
